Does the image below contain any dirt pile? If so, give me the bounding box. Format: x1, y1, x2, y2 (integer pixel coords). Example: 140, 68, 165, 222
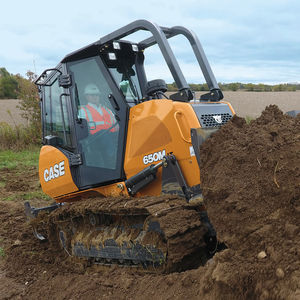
0, 105, 299, 300
200, 105, 300, 299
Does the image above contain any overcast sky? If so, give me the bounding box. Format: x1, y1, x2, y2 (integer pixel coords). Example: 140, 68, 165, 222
1, 0, 300, 84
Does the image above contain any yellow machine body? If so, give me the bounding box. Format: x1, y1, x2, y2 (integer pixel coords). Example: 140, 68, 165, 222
39, 99, 235, 202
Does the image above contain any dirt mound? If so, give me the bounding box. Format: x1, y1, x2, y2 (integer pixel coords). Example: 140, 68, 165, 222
199, 105, 300, 299
1, 105, 299, 299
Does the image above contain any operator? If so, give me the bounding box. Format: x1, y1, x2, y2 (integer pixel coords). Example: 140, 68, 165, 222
79, 83, 118, 135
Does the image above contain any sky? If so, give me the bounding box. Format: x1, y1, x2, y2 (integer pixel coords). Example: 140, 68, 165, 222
1, 0, 300, 84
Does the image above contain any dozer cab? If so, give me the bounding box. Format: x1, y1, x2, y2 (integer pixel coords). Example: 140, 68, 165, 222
25, 20, 235, 272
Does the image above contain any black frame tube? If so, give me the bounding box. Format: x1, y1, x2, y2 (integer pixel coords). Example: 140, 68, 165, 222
139, 25, 220, 92
61, 19, 222, 100
99, 19, 189, 91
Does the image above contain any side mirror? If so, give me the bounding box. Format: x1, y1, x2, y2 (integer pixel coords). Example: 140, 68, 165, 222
59, 74, 72, 88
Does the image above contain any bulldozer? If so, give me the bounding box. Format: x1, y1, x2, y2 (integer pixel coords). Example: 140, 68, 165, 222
25, 19, 235, 272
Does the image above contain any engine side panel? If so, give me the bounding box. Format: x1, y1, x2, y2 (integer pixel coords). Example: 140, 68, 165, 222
124, 99, 201, 196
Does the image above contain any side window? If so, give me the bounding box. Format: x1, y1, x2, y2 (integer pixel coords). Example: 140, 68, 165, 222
43, 77, 72, 148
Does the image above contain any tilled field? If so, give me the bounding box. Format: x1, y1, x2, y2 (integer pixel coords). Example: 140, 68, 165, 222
0, 105, 299, 299
1, 91, 300, 125
201, 91, 300, 118
0, 99, 26, 126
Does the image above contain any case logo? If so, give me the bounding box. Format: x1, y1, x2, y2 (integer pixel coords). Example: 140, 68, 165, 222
143, 150, 166, 165
213, 115, 222, 124
44, 161, 65, 182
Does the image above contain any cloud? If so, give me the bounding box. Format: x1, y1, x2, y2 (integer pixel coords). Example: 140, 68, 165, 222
144, 59, 300, 84
0, 0, 300, 84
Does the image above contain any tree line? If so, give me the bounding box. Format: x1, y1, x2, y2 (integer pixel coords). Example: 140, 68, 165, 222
0, 67, 299, 99
0, 67, 39, 99
167, 82, 300, 92
0, 68, 41, 149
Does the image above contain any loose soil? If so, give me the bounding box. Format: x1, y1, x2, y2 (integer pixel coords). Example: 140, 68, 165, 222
0, 105, 299, 299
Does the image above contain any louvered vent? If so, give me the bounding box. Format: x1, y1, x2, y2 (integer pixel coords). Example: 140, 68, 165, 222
199, 113, 232, 128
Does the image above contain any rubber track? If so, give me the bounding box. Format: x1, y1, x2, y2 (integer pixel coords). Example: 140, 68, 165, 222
45, 195, 208, 273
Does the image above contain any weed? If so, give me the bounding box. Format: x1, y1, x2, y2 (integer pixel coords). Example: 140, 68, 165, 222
0, 122, 41, 151
1, 189, 50, 202
0, 247, 5, 257
22, 191, 51, 201
245, 115, 254, 124
2, 195, 19, 201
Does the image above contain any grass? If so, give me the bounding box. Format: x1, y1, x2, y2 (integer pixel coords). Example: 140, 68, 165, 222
2, 191, 51, 202
21, 191, 51, 201
0, 247, 5, 257
0, 146, 40, 169
245, 115, 255, 124
0, 147, 52, 202
0, 121, 41, 151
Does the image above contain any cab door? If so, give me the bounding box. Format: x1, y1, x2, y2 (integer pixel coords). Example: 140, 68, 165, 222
67, 56, 128, 189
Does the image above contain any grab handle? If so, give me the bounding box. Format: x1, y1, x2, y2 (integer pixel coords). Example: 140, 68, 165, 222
174, 111, 191, 143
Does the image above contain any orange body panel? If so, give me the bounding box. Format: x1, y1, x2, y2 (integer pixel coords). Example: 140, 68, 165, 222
39, 146, 79, 198
40, 146, 129, 202
124, 99, 201, 196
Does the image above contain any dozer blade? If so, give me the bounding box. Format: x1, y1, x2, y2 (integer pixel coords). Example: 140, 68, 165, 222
24, 201, 61, 241
42, 195, 211, 272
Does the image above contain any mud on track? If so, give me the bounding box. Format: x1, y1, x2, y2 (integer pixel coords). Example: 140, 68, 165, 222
0, 105, 299, 299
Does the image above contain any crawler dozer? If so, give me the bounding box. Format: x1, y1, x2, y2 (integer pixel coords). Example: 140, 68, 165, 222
25, 20, 235, 272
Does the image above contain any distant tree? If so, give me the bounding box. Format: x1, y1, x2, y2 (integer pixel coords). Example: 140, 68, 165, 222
227, 83, 239, 91
287, 85, 297, 91
166, 82, 177, 91
0, 67, 10, 77
263, 84, 272, 92
244, 83, 255, 91
199, 83, 209, 91
189, 83, 201, 91
15, 71, 40, 133
0, 67, 18, 98
0, 76, 18, 98
273, 84, 283, 91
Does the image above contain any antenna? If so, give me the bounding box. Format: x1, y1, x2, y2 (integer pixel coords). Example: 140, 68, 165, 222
33, 59, 37, 75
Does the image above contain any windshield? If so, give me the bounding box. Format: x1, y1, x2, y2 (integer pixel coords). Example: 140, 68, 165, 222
108, 64, 141, 103
100, 44, 142, 104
